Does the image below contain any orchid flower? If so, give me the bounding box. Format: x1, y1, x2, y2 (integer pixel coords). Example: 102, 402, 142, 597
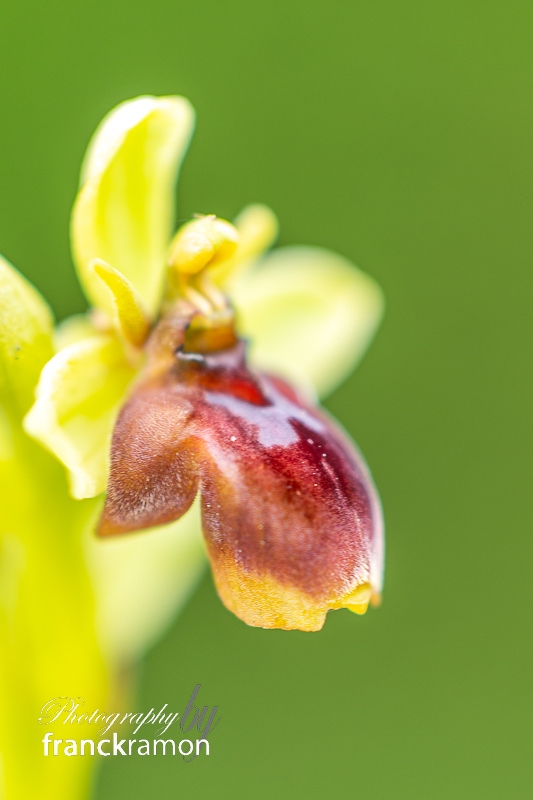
0, 94, 384, 798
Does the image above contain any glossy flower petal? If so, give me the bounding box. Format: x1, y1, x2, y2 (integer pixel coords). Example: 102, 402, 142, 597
71, 95, 194, 316
23, 336, 136, 498
98, 308, 383, 631
231, 245, 384, 397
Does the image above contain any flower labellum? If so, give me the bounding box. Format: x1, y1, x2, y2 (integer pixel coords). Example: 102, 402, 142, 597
99, 216, 384, 631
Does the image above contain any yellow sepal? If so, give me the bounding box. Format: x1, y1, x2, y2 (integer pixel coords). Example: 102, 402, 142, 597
24, 335, 135, 499
71, 95, 195, 317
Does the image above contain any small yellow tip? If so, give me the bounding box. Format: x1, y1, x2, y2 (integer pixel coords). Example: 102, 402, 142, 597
332, 582, 373, 615
346, 601, 370, 615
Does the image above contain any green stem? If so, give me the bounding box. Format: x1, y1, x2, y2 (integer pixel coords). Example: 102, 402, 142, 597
0, 429, 108, 800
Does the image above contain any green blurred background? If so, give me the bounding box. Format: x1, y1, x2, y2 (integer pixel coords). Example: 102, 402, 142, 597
1, 1, 531, 797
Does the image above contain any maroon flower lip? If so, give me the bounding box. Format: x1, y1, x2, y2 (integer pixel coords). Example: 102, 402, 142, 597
98, 304, 383, 630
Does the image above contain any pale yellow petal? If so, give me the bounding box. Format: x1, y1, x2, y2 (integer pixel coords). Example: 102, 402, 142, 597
0, 255, 54, 417
86, 497, 206, 665
23, 336, 135, 499
232, 246, 384, 397
91, 259, 150, 346
71, 95, 195, 316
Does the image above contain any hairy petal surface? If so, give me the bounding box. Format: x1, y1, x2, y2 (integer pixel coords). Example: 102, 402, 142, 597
71, 95, 194, 316
99, 320, 383, 631
231, 246, 384, 398
24, 336, 136, 499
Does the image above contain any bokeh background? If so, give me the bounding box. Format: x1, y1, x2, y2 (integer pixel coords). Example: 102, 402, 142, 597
1, 1, 532, 798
